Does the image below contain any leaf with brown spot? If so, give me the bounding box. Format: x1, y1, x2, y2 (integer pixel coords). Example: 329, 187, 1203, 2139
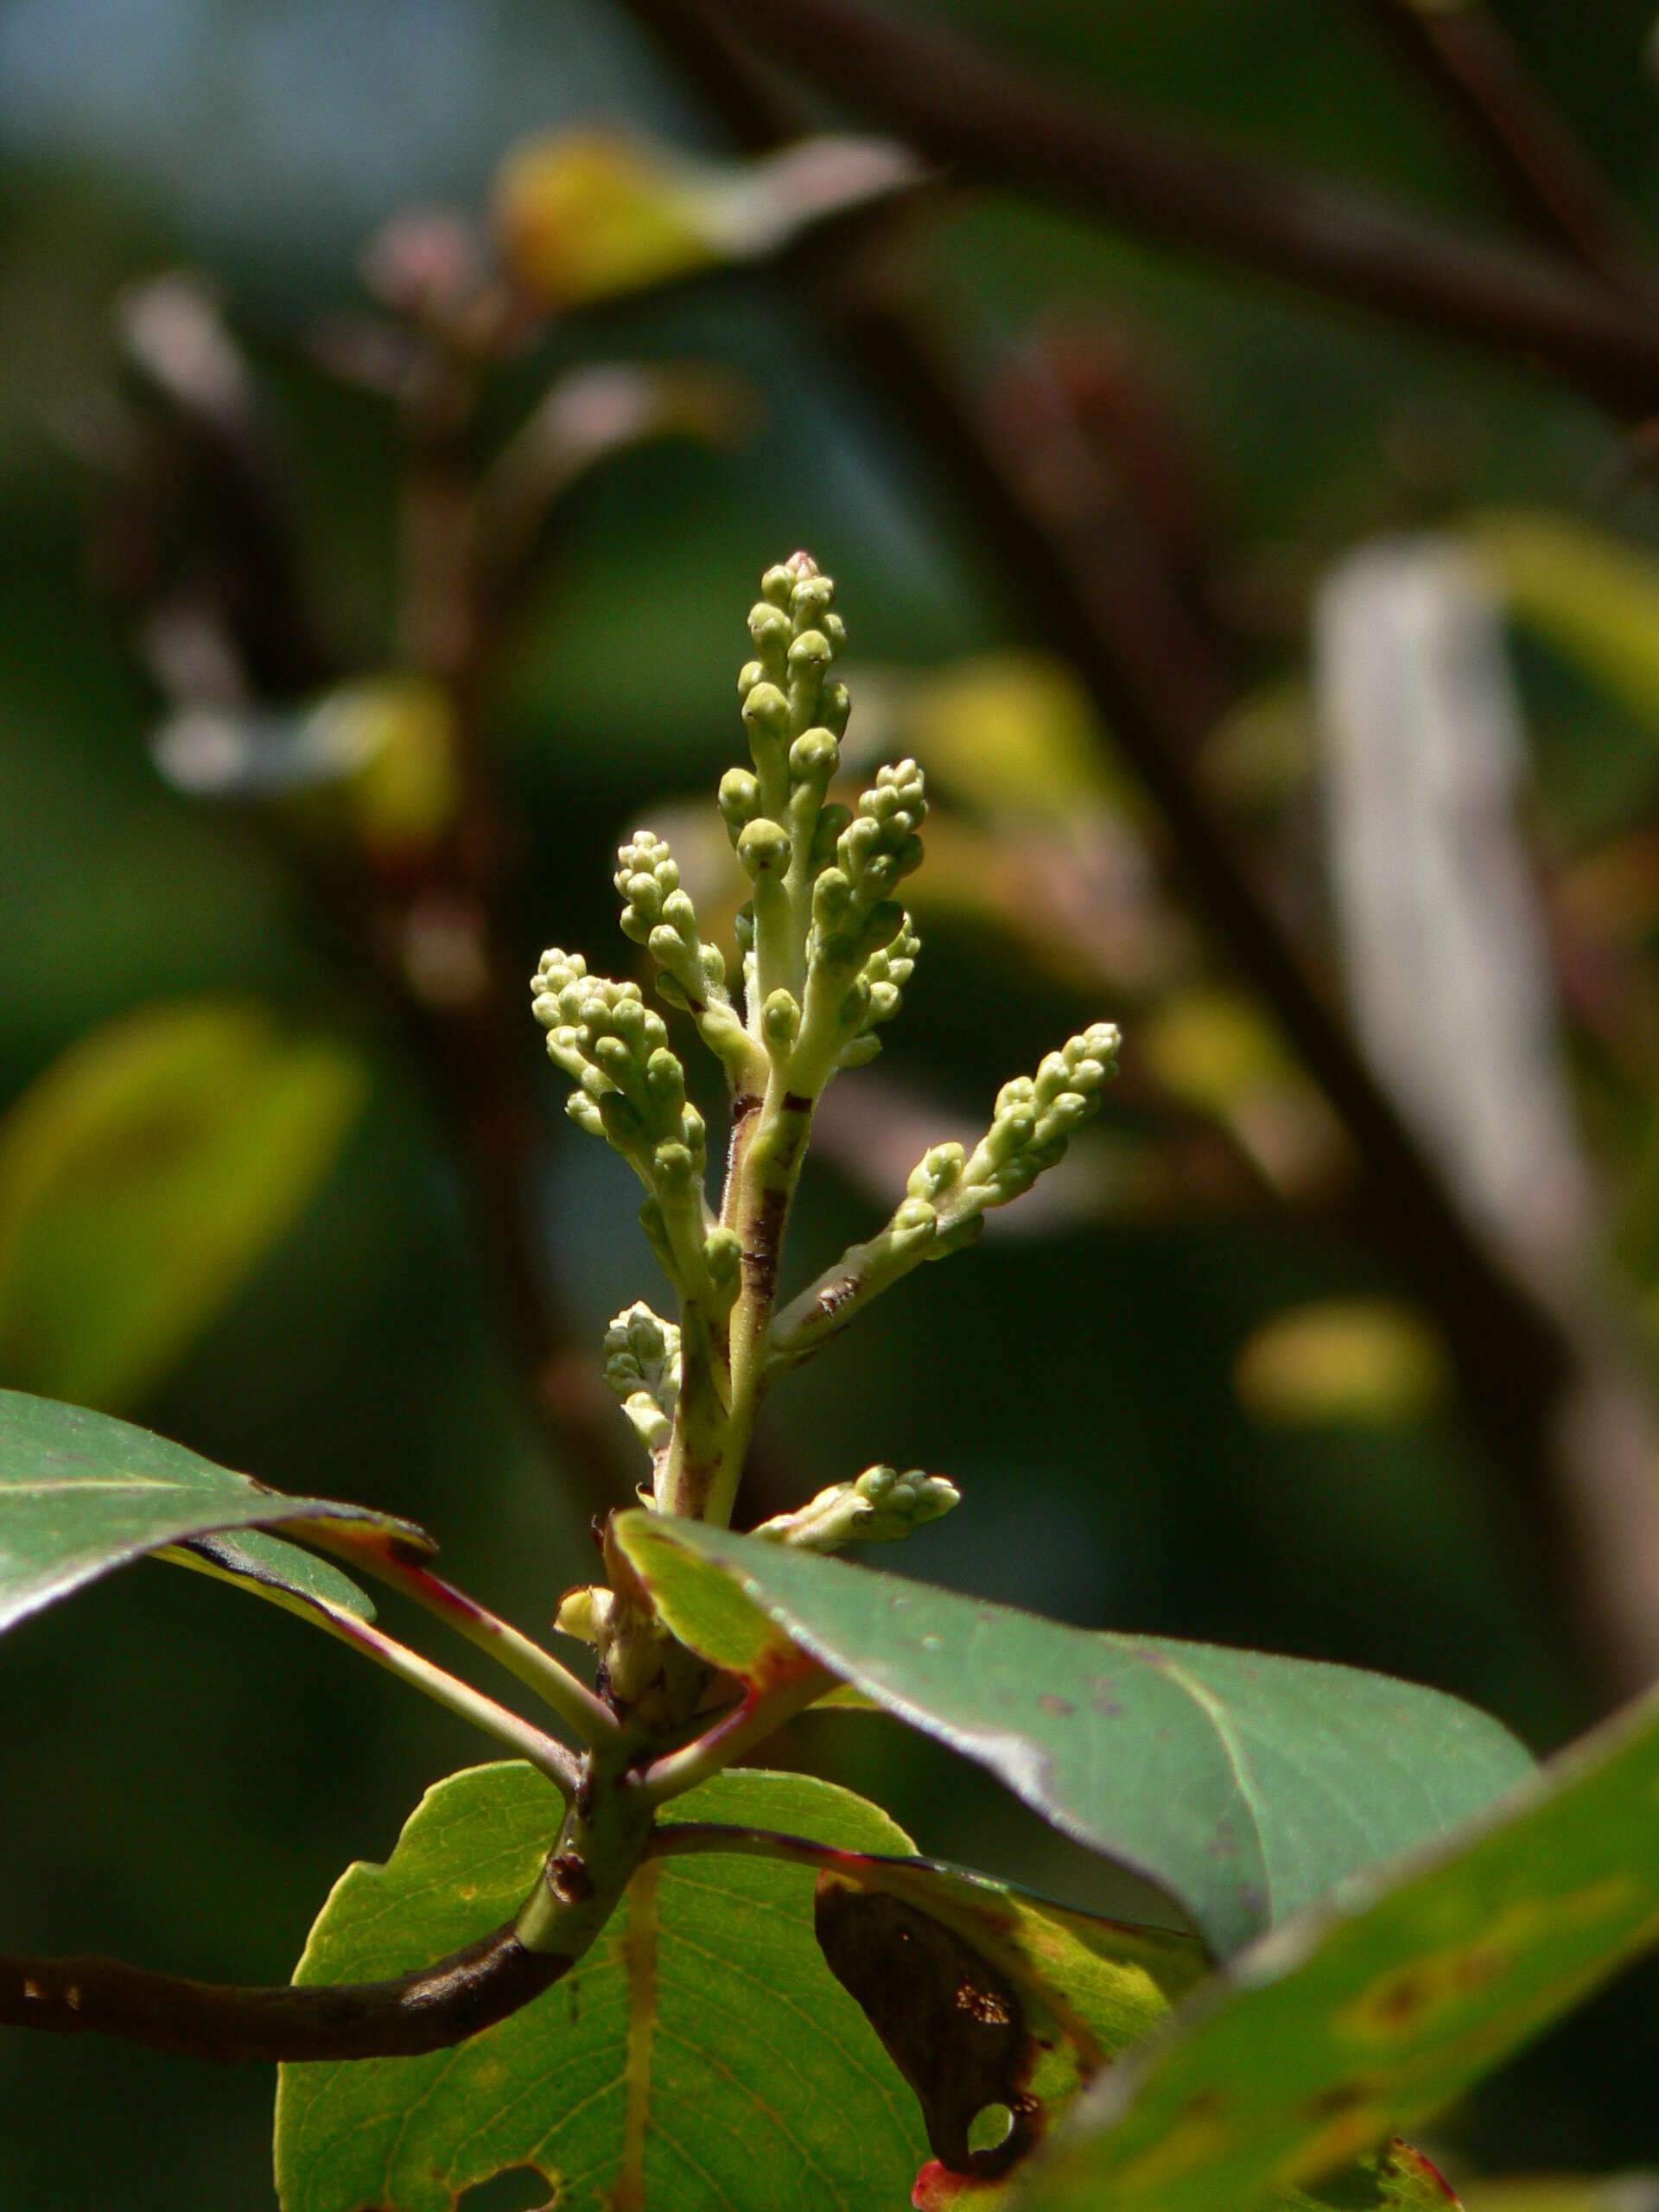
1014, 1674, 1659, 2212
276, 1764, 929, 2212
613, 1516, 1533, 1956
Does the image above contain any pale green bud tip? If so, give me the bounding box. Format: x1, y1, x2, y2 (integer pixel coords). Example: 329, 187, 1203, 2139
789, 728, 840, 785
741, 680, 790, 740
718, 767, 760, 829
556, 1585, 614, 1647
907, 1141, 964, 1203
737, 816, 791, 879
747, 601, 791, 656
762, 988, 801, 1048
703, 1227, 742, 1291
754, 1465, 960, 1552
530, 946, 588, 1025
854, 1465, 961, 1531
788, 628, 834, 672
602, 1300, 679, 1386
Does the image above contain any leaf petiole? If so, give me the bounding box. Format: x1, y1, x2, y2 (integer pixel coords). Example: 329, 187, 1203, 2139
164, 1545, 580, 1796
300, 1523, 620, 1748
637, 1663, 835, 1806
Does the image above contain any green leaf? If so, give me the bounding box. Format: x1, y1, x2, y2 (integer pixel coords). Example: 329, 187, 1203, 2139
0, 1388, 428, 1636
1011, 1677, 1659, 2212
809, 1846, 1203, 2195
0, 999, 368, 1409
275, 1764, 931, 2212
161, 1528, 377, 1621
1471, 510, 1659, 738
613, 1516, 1533, 1957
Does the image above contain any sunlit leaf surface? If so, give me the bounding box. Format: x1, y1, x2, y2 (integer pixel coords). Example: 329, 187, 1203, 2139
614, 1516, 1533, 1957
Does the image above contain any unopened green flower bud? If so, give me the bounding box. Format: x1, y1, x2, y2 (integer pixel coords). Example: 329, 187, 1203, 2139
703, 1227, 742, 1302
555, 1584, 615, 1648
763, 988, 801, 1050
790, 573, 835, 627
812, 867, 854, 925
741, 680, 791, 746
789, 728, 840, 786
718, 767, 761, 839
907, 1141, 964, 1203
737, 817, 791, 880
754, 1466, 960, 1552
788, 628, 834, 677
747, 601, 792, 660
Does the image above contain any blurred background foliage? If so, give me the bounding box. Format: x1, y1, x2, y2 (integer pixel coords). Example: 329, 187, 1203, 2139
8, 0, 1659, 2205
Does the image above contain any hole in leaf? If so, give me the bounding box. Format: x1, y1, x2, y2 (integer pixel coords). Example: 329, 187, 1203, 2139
456, 2167, 553, 2212
968, 2104, 1014, 2156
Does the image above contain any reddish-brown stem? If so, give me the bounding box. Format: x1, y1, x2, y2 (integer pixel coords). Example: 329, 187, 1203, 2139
0, 1926, 569, 2062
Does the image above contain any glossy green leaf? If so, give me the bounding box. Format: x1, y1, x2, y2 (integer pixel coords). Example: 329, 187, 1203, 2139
613, 1516, 1533, 1957
1012, 1677, 1659, 2212
0, 1388, 428, 1636
161, 1528, 377, 1622
0, 999, 367, 1409
275, 1764, 929, 2212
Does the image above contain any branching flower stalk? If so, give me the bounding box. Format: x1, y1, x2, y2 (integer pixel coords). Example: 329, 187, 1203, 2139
531, 549, 1118, 1751
0, 553, 1118, 2064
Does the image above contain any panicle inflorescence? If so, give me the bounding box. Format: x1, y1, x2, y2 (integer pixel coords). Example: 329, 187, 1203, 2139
529, 553, 1120, 1549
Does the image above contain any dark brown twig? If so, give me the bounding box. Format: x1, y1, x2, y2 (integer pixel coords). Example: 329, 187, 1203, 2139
0, 1924, 568, 2062
679, 0, 1659, 414
1351, 0, 1656, 296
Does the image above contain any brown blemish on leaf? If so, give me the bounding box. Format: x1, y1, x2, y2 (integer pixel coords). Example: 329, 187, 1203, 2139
1036, 1694, 1075, 1719
815, 1880, 1045, 2179
1338, 1904, 1544, 2042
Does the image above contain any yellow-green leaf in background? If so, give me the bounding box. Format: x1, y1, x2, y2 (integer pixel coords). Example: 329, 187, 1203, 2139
1469, 510, 1659, 738
1234, 1300, 1450, 1428
493, 129, 921, 312
0, 1001, 367, 1409
854, 654, 1120, 826
154, 673, 462, 866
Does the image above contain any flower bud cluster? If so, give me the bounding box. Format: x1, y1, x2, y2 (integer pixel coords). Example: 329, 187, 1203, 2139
531, 948, 704, 1176
614, 830, 725, 1007
886, 1024, 1120, 1254
754, 1464, 961, 1553
960, 1021, 1122, 1206
613, 829, 753, 1076
603, 1300, 681, 1464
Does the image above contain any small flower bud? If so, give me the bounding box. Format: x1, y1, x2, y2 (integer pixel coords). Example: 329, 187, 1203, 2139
788, 728, 840, 785
762, 988, 802, 1049
747, 601, 791, 658
737, 817, 791, 880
